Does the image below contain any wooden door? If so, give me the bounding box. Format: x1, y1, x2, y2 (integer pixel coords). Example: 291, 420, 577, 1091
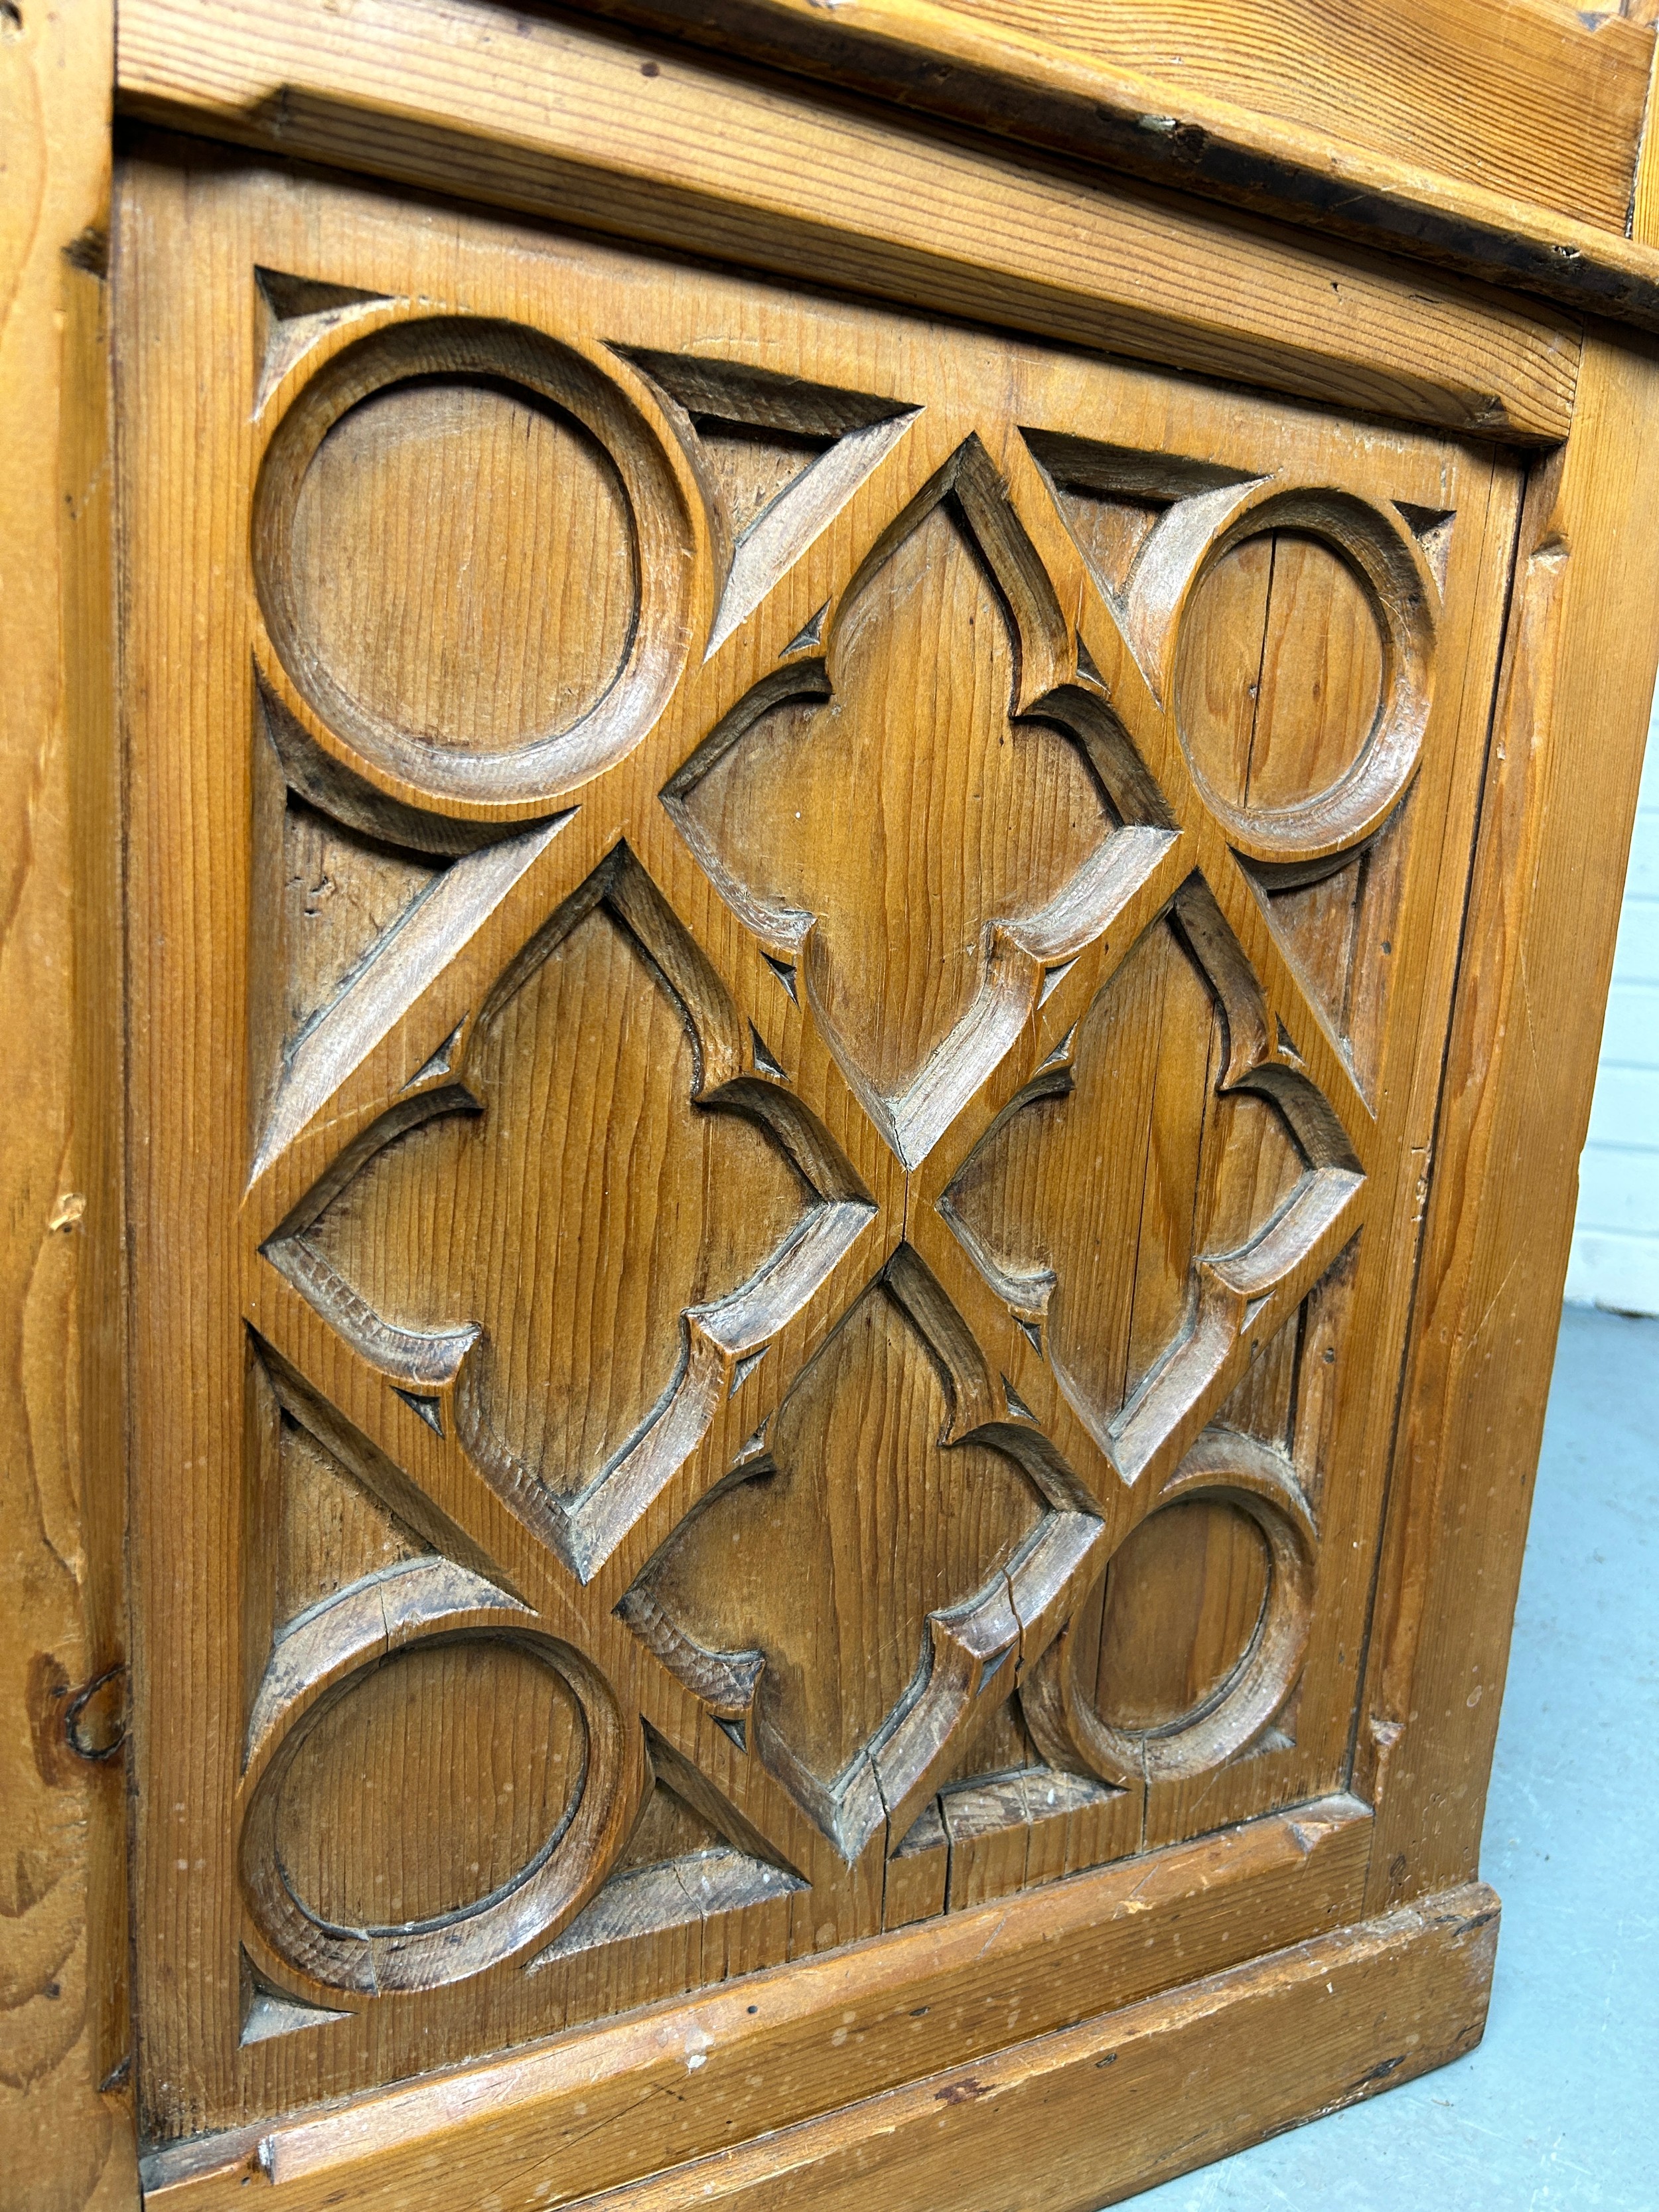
117, 129, 1523, 2181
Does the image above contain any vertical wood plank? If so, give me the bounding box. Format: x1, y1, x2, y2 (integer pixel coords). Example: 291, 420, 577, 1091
1361, 325, 1659, 1909
0, 0, 137, 2201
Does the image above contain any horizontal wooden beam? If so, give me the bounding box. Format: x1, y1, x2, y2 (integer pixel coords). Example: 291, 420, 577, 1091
142, 1796, 1373, 2203
569, 0, 1659, 337
144, 1860, 1498, 2212
116, 0, 1581, 443
566, 1885, 1499, 2212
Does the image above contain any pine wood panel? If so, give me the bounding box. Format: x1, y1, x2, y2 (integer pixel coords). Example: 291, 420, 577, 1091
1359, 325, 1659, 1909
142, 1862, 1492, 2212
7, 0, 1658, 2203
141, 1796, 1375, 2205
720, 0, 1656, 226
563, 0, 1659, 330
972, 0, 1647, 219
0, 0, 137, 2199
111, 0, 1587, 444
115, 127, 1525, 2150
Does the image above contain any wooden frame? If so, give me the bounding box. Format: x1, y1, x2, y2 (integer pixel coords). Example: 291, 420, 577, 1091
5, 1, 1659, 2204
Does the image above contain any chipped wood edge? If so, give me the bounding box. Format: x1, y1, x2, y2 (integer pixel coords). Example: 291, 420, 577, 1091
0, 0, 136, 2204
565, 0, 1659, 333
112, 0, 1583, 443
141, 1858, 1494, 2212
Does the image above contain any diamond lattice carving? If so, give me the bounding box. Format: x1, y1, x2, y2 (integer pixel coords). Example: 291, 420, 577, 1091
265, 845, 873, 1581
666, 438, 1180, 1167
237, 294, 1407, 2012
620, 1248, 1100, 1860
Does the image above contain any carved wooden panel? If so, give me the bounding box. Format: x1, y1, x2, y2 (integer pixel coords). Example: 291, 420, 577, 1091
115, 135, 1522, 2141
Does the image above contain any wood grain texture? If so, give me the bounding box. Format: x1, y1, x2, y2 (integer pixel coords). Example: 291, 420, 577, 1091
0, 0, 137, 2201
1358, 323, 1659, 1911
111, 0, 1585, 443
141, 1797, 1376, 2207
547, 1884, 1498, 2212
82, 12, 1659, 2199
114, 133, 1528, 2154
565, 0, 1659, 327
143, 1862, 1492, 2212
926, 0, 1652, 225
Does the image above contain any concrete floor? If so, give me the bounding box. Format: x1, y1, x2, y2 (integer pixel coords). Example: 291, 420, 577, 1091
1133, 1304, 1659, 2211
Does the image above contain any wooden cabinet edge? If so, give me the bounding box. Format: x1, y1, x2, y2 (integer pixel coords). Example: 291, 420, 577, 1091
563, 1883, 1498, 2212
0, 0, 138, 2202
1357, 323, 1659, 1911
566, 0, 1659, 333
140, 1795, 1372, 2203
112, 0, 1583, 444
139, 1864, 1502, 2212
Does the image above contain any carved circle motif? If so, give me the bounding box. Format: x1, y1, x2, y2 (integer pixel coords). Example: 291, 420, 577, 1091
1092, 1497, 1271, 1732
268, 1637, 587, 1931
239, 1564, 635, 1996
1026, 1433, 1315, 1785
253, 317, 696, 806
1167, 487, 1434, 867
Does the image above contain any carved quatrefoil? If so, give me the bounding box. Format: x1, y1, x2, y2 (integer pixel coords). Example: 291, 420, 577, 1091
666, 439, 1178, 1168
264, 846, 874, 1582
620, 1244, 1102, 1860
942, 877, 1362, 1489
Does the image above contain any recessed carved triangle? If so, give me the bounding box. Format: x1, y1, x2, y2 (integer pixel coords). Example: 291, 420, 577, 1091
693, 417, 833, 540
250, 681, 571, 1185
248, 1339, 505, 1643
250, 1347, 429, 1641
1396, 500, 1455, 593
240, 1953, 350, 2046
783, 603, 830, 656
749, 1022, 788, 1079
622, 350, 920, 654
528, 1729, 803, 1970
394, 1387, 445, 1438
1237, 808, 1408, 1103
1023, 429, 1251, 614
254, 265, 393, 411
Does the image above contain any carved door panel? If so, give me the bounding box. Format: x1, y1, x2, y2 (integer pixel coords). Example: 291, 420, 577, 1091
116, 134, 1521, 2150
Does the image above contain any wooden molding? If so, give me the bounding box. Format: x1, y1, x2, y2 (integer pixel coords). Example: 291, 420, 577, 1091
142, 1862, 1496, 2211
563, 0, 1659, 335
113, 0, 1584, 443
145, 1797, 1366, 2201
1357, 321, 1659, 1908
1355, 108, 1659, 1919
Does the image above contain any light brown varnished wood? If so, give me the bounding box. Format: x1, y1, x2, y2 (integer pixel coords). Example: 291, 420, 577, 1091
142, 1864, 1493, 2212
115, 129, 1521, 2149
1358, 328, 1659, 1907
567, 0, 1659, 329
141, 1796, 1376, 2205
0, 0, 137, 2200
11, 3, 1659, 2205
111, 0, 1587, 444
1353, 100, 1659, 1926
